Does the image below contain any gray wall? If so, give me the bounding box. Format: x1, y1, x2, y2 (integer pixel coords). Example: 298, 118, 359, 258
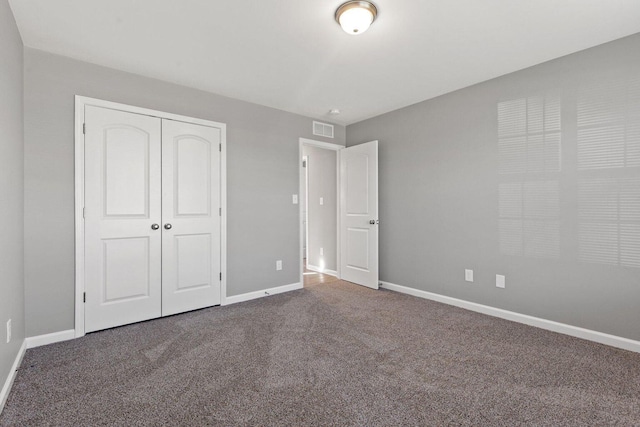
347, 33, 640, 341
302, 145, 338, 272
0, 0, 25, 402
24, 48, 345, 337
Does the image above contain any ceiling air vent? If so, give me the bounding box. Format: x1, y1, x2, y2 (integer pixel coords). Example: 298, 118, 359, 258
313, 121, 334, 139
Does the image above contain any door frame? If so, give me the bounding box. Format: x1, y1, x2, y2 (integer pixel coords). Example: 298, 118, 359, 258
74, 95, 227, 338
302, 154, 309, 260
298, 138, 343, 286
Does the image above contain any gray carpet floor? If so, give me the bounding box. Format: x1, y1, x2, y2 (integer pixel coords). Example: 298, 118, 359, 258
2, 280, 640, 426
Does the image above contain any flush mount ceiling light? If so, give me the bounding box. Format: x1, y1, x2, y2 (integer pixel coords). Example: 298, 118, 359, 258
335, 1, 378, 35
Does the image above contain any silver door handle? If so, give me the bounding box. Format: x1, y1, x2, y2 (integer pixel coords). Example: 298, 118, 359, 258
369, 220, 375, 225
164, 223, 172, 230
151, 223, 160, 230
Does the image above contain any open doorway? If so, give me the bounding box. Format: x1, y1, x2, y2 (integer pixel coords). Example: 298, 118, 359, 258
299, 138, 341, 286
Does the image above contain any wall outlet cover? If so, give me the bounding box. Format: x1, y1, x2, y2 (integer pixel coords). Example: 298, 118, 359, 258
465, 269, 473, 282
496, 274, 506, 289
276, 260, 283, 271
292, 194, 298, 204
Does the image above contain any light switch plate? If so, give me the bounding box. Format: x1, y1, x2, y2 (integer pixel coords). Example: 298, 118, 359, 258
319, 197, 324, 205
276, 260, 283, 271
465, 269, 473, 282
496, 274, 506, 289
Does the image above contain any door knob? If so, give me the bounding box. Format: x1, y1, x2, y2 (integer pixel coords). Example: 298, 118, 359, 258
164, 223, 172, 230
151, 223, 160, 230
369, 220, 375, 225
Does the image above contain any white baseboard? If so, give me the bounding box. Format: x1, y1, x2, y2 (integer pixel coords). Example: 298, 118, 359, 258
0, 339, 26, 414
379, 281, 640, 354
306, 264, 338, 276
26, 329, 76, 349
223, 282, 303, 305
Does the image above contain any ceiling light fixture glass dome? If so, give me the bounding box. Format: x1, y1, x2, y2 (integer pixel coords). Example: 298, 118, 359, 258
335, 1, 378, 35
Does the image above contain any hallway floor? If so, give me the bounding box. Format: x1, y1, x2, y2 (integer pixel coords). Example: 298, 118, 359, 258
303, 259, 339, 286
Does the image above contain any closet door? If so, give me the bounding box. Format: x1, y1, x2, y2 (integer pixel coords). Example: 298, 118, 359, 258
84, 106, 162, 333
161, 119, 221, 316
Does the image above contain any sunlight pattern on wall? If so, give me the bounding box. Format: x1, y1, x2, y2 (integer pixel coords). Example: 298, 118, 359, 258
498, 95, 561, 259
577, 77, 640, 268
578, 178, 640, 267
577, 78, 640, 170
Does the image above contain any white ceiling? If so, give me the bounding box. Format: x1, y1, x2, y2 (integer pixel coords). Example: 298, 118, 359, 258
8, 0, 640, 125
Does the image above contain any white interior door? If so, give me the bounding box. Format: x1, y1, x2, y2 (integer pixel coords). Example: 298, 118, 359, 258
339, 140, 379, 289
84, 106, 162, 332
161, 119, 222, 316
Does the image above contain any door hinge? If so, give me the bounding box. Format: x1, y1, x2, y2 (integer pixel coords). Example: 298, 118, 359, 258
219, 207, 221, 216
83, 123, 86, 134
219, 272, 222, 281
83, 292, 86, 303
302, 160, 307, 168
219, 143, 222, 152
82, 207, 85, 219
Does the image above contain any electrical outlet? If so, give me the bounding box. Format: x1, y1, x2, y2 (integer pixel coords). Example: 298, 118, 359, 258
6, 319, 11, 344
292, 194, 298, 204
496, 274, 506, 289
319, 197, 324, 205
465, 269, 473, 282
276, 260, 282, 271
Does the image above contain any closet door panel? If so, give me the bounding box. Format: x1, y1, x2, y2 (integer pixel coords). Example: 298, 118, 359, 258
161, 119, 221, 316
84, 106, 162, 333
175, 137, 211, 216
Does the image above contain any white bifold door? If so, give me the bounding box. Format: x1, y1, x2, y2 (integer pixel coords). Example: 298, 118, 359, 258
84, 106, 221, 333
339, 140, 379, 289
